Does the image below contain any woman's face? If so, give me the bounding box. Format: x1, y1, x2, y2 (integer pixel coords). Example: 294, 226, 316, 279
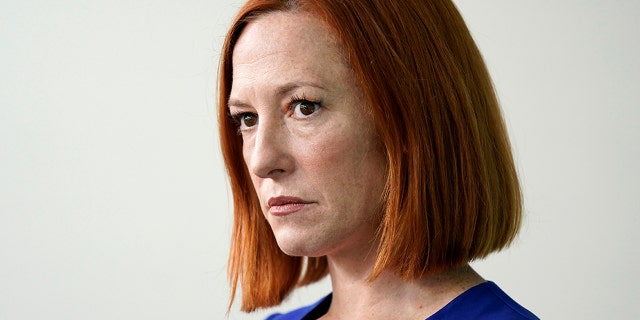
228, 11, 387, 258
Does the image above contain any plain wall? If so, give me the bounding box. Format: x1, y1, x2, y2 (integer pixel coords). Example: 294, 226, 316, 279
1, 1, 638, 319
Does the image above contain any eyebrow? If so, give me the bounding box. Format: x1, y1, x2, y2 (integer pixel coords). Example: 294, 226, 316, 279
227, 81, 326, 109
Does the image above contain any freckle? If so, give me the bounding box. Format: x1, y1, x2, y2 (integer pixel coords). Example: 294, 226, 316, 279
418, 305, 423, 309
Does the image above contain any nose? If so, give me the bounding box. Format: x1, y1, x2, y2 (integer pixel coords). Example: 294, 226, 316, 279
245, 118, 294, 179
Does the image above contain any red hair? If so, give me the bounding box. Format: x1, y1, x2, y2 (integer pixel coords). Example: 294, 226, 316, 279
218, 0, 522, 312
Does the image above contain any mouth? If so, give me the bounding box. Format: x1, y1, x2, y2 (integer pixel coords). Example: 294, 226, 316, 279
267, 196, 312, 216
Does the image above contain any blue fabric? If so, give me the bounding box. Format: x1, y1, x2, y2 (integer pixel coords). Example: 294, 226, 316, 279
265, 281, 538, 320
264, 294, 329, 320
427, 281, 538, 320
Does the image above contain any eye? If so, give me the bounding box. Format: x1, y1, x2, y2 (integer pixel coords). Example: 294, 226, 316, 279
231, 112, 258, 129
291, 99, 321, 118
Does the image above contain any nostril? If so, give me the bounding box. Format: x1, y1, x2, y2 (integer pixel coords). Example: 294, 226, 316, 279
267, 168, 286, 176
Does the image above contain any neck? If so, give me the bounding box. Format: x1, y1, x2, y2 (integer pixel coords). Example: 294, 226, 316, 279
321, 250, 484, 320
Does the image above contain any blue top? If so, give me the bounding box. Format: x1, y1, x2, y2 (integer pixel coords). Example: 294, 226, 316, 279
265, 281, 538, 320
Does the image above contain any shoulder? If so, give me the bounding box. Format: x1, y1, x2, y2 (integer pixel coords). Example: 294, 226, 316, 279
265, 294, 332, 320
428, 281, 539, 320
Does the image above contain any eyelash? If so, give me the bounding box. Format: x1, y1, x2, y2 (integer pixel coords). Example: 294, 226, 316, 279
228, 95, 322, 133
288, 94, 319, 107
288, 95, 322, 116
228, 111, 256, 134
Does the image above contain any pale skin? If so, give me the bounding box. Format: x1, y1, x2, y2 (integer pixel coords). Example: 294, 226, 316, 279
228, 11, 484, 320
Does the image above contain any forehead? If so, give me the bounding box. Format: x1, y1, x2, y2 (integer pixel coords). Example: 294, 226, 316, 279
231, 11, 350, 89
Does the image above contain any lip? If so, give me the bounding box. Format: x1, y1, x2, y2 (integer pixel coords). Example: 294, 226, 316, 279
267, 196, 312, 216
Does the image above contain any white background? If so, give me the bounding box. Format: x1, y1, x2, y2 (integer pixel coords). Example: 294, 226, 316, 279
1, 1, 638, 319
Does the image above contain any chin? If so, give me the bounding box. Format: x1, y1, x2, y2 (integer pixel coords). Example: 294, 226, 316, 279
273, 232, 329, 258
275, 240, 320, 257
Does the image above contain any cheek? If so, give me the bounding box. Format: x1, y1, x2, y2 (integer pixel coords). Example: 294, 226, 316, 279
241, 143, 251, 169
297, 128, 383, 187
241, 140, 261, 188
297, 133, 348, 176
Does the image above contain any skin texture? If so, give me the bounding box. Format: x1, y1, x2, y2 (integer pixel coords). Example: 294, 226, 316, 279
229, 11, 484, 319
229, 11, 387, 260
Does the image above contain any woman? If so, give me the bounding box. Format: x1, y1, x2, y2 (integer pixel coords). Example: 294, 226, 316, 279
218, 0, 538, 319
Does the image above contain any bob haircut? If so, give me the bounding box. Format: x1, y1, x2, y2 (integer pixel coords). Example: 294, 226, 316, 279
218, 0, 522, 312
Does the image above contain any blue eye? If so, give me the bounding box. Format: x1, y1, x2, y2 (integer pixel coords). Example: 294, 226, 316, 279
292, 100, 321, 117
